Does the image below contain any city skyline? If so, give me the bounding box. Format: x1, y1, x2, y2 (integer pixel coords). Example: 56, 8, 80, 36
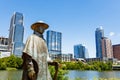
1, 0, 120, 58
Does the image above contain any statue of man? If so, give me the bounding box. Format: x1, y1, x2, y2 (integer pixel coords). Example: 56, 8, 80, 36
22, 21, 57, 80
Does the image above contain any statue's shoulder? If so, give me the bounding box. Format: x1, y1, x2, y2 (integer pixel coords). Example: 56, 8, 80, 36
28, 34, 44, 41
27, 34, 38, 39
29, 34, 36, 38
25, 34, 37, 42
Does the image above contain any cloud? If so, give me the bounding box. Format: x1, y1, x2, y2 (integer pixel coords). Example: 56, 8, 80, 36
99, 26, 103, 29
109, 32, 115, 36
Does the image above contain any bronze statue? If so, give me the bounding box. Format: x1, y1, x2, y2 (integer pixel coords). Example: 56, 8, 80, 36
22, 21, 58, 80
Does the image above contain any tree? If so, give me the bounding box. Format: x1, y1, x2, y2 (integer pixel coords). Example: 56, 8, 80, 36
15, 57, 23, 69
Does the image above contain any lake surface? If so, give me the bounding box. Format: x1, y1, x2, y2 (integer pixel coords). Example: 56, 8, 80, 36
66, 70, 120, 80
0, 70, 22, 80
0, 70, 120, 80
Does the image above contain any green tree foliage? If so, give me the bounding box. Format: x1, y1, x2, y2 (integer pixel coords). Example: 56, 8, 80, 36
7, 55, 18, 68
49, 66, 68, 80
61, 61, 112, 71
15, 57, 23, 69
0, 55, 23, 70
0, 58, 7, 70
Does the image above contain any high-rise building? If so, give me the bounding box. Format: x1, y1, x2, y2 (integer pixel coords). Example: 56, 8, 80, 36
58, 53, 73, 62
101, 37, 113, 58
48, 53, 73, 62
74, 44, 88, 59
95, 27, 104, 58
0, 37, 9, 52
8, 12, 24, 57
85, 48, 89, 58
113, 44, 120, 60
46, 30, 62, 54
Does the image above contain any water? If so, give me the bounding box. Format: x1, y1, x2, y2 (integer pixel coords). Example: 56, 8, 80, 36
66, 70, 120, 80
0, 70, 22, 80
0, 70, 120, 80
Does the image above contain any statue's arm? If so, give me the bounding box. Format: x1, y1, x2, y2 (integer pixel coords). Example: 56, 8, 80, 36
48, 61, 59, 80
48, 62, 59, 71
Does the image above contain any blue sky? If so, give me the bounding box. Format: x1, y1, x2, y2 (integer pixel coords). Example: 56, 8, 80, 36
0, 0, 120, 58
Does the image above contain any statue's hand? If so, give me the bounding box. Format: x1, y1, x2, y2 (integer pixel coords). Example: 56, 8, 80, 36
48, 61, 59, 71
27, 64, 36, 80
54, 62, 59, 71
28, 70, 35, 80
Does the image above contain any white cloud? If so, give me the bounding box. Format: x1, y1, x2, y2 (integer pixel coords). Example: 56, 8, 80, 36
109, 32, 115, 36
99, 26, 103, 29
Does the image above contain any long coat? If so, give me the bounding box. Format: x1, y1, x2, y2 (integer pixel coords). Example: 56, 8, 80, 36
22, 34, 52, 80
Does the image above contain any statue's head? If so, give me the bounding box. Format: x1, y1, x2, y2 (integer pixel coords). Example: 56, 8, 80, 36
31, 21, 49, 34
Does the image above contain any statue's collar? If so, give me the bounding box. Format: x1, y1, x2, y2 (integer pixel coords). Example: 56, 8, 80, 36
33, 31, 43, 38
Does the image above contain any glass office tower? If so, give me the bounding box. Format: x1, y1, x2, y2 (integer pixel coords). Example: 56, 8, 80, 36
74, 44, 88, 59
8, 12, 24, 57
46, 30, 62, 54
95, 27, 104, 58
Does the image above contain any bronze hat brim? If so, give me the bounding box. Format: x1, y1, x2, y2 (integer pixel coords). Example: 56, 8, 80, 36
31, 22, 49, 30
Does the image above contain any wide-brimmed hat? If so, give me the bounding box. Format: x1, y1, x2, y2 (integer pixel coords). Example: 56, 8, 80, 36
31, 21, 49, 31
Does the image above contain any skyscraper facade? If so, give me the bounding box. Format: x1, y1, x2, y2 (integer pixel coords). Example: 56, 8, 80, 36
85, 48, 89, 58
8, 12, 24, 57
101, 37, 113, 58
46, 30, 62, 54
113, 44, 120, 60
74, 44, 88, 59
95, 27, 104, 58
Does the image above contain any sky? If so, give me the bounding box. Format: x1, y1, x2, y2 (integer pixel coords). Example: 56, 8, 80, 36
0, 0, 120, 58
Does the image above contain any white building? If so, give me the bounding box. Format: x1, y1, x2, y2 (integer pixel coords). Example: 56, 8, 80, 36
0, 52, 10, 58
0, 37, 11, 58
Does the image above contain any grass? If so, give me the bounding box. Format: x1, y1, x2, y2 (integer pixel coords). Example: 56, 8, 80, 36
3, 77, 120, 80
68, 77, 120, 80
6, 67, 17, 71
